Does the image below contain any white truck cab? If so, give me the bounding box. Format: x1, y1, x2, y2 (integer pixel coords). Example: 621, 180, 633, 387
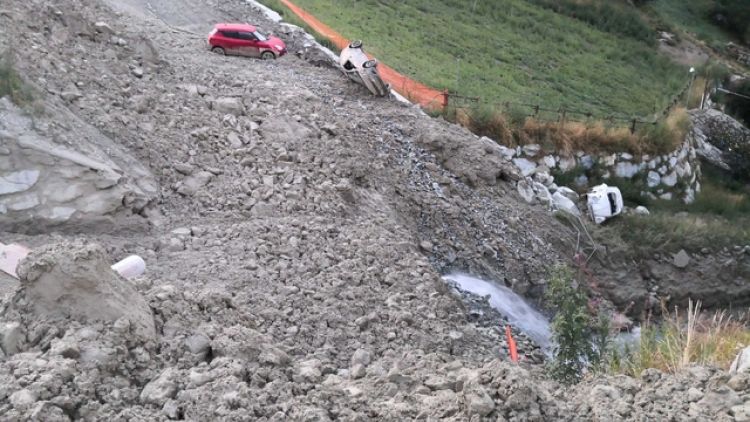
586, 184, 624, 224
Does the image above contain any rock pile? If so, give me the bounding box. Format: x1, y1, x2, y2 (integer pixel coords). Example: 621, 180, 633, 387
506, 135, 701, 204
690, 108, 750, 180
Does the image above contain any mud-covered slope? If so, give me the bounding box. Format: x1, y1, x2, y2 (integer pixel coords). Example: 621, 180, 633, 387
0, 0, 748, 420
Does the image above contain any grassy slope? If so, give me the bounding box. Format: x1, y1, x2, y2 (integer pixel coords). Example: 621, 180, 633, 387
604, 164, 750, 254
649, 0, 734, 48
286, 0, 686, 117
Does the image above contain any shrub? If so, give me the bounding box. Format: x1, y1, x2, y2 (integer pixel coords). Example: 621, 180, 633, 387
545, 265, 596, 384
711, 0, 750, 44
637, 107, 691, 155
610, 300, 750, 376
0, 50, 34, 106
527, 0, 654, 43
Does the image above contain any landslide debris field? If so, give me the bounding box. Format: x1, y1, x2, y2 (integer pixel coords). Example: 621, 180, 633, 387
0, 0, 749, 420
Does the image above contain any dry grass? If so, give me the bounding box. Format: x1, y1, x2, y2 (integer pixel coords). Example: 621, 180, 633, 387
447, 107, 690, 156
610, 300, 750, 376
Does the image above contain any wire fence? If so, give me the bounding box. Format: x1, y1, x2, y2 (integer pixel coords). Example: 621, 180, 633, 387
276, 0, 695, 131
445, 75, 694, 134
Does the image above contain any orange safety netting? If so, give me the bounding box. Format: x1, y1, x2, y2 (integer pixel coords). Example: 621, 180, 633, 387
279, 0, 447, 110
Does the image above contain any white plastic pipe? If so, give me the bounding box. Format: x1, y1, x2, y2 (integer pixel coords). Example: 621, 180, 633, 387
111, 255, 146, 279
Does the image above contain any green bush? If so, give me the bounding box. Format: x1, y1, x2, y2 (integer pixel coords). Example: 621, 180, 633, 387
0, 51, 34, 106
712, 0, 750, 44
527, 0, 654, 43
545, 265, 598, 384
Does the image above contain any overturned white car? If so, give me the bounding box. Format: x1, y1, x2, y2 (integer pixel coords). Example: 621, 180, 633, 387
586, 184, 624, 224
339, 40, 389, 96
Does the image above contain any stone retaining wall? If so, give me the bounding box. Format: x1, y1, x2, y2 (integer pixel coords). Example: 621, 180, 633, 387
501, 136, 701, 204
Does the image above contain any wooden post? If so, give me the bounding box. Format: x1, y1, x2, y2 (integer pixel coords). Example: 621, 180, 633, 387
630, 119, 637, 134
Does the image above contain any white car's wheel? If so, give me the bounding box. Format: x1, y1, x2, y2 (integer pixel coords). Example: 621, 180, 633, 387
349, 40, 363, 49
363, 59, 377, 69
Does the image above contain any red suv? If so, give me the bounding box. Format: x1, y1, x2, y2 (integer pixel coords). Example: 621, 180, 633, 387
207, 23, 287, 60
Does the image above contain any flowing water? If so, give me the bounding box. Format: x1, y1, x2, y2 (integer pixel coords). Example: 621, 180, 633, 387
443, 273, 641, 357
442, 273, 553, 353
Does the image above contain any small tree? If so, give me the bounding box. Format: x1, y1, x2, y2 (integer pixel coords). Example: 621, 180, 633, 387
545, 265, 594, 384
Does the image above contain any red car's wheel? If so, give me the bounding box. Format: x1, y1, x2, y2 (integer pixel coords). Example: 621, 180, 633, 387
260, 51, 275, 60
211, 46, 225, 55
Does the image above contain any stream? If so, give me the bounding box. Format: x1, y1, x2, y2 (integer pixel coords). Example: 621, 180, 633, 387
443, 273, 640, 357
442, 273, 553, 353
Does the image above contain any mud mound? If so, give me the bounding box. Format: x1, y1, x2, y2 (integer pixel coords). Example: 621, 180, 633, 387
3, 240, 154, 351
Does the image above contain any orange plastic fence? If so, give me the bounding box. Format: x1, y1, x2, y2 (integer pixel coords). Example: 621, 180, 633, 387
279, 0, 447, 110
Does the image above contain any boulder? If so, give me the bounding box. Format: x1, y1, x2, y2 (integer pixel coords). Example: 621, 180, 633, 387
614, 161, 640, 179
176, 171, 214, 196
731, 346, 750, 374
662, 172, 678, 187
552, 191, 581, 216
140, 368, 179, 406
0, 322, 24, 355
516, 180, 535, 204
212, 97, 245, 116
556, 186, 579, 202
522, 144, 541, 157
690, 109, 750, 179
532, 182, 552, 206
646, 171, 661, 188
14, 240, 156, 340
558, 156, 577, 172
512, 158, 537, 177
672, 249, 690, 269
0, 169, 40, 195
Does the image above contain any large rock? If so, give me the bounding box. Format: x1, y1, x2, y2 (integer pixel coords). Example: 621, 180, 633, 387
516, 179, 535, 203
14, 240, 155, 341
662, 171, 678, 187
140, 368, 179, 406
556, 186, 579, 202
552, 191, 581, 216
672, 249, 690, 269
731, 347, 750, 374
512, 158, 537, 177
212, 97, 245, 116
646, 171, 661, 188
260, 115, 313, 144
690, 109, 750, 179
417, 127, 520, 187
614, 161, 640, 178
0, 98, 155, 227
0, 170, 40, 195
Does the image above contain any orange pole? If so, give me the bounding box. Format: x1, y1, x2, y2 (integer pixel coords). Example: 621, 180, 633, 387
505, 325, 519, 363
